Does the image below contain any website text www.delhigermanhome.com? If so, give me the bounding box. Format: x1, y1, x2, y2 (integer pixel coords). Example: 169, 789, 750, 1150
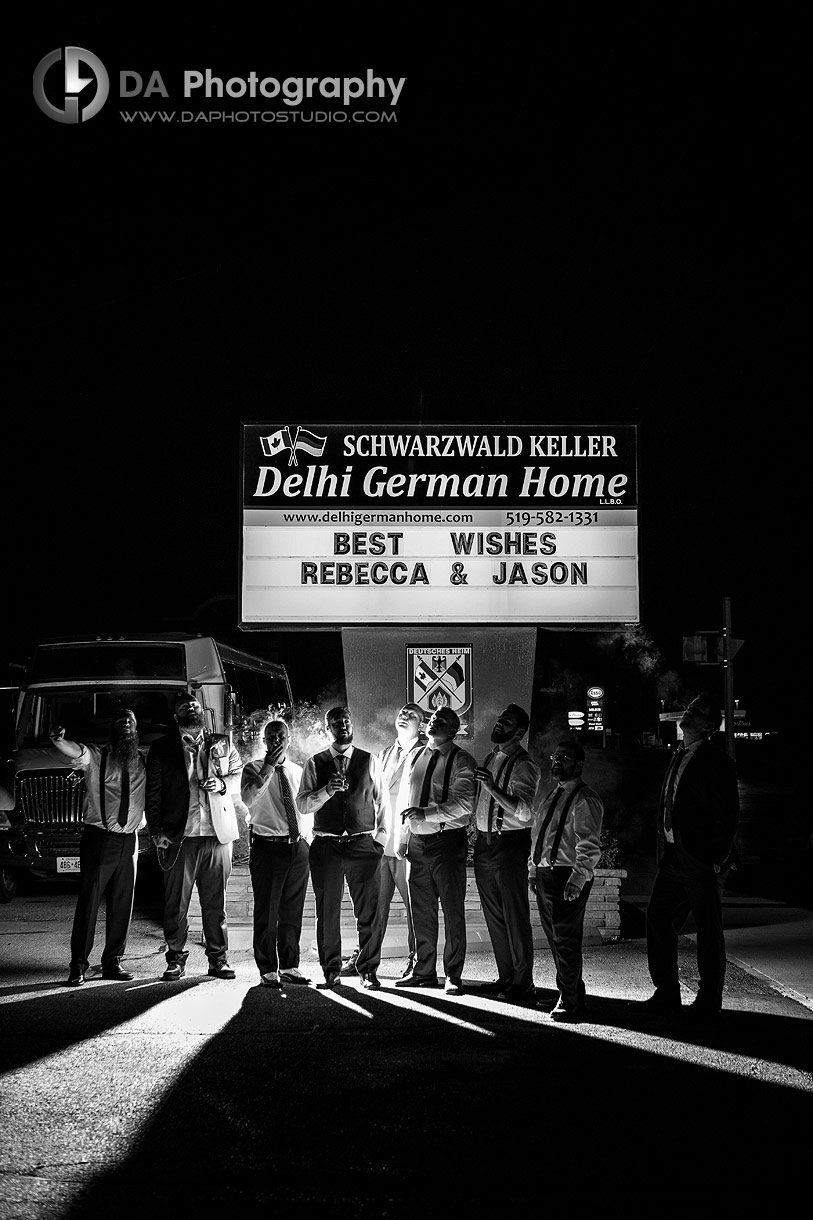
281, 511, 474, 526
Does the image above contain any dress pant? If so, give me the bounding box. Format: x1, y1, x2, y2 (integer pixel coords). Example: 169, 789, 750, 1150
308, 834, 384, 975
406, 828, 468, 982
70, 824, 138, 973
370, 854, 415, 960
534, 865, 593, 1012
474, 828, 534, 991
162, 835, 233, 966
646, 844, 728, 1007
248, 835, 310, 974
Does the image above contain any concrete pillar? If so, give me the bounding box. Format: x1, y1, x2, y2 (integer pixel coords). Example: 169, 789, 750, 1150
340, 626, 538, 759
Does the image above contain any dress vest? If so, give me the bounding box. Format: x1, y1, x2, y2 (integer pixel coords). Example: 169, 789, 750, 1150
312, 748, 377, 835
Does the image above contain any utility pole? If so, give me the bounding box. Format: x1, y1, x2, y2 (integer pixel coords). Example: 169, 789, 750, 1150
682, 599, 742, 761
722, 595, 736, 761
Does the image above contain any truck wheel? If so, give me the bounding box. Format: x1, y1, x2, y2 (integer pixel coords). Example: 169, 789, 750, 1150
0, 868, 18, 903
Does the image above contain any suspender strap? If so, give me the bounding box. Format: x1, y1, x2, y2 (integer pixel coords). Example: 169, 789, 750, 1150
435, 743, 460, 830
491, 751, 520, 835
440, 744, 459, 804
548, 781, 584, 865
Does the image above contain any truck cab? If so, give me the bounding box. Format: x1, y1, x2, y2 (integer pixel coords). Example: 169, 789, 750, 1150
0, 634, 292, 900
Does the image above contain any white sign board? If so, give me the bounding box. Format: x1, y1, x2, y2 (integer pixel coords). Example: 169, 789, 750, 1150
240, 423, 639, 627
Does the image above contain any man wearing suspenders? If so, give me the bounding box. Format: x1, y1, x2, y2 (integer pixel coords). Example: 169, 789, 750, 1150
50, 709, 147, 986
394, 705, 476, 995
473, 705, 540, 1005
529, 739, 604, 1022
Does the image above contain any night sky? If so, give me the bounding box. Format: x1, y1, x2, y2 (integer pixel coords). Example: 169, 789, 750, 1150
7, 8, 803, 722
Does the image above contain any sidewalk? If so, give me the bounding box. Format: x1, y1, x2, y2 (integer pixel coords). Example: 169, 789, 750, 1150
623, 892, 813, 1012
1, 892, 810, 1220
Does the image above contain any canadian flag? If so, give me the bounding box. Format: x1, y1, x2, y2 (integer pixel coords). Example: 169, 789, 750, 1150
260, 428, 292, 459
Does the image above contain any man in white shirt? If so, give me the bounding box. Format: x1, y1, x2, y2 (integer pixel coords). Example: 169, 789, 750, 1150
473, 704, 540, 1004
529, 740, 604, 1022
394, 706, 476, 995
242, 719, 313, 989
50, 708, 146, 986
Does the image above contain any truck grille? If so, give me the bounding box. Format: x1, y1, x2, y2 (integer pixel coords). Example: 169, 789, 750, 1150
16, 772, 85, 830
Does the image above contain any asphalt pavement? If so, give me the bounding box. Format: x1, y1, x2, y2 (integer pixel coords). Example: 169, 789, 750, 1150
0, 880, 811, 1220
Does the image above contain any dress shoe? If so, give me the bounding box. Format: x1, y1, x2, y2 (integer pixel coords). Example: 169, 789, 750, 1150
682, 998, 721, 1022
497, 985, 537, 1006
444, 978, 464, 995
361, 970, 382, 990
478, 979, 511, 995
208, 961, 236, 979
102, 966, 134, 981
261, 971, 281, 988
339, 949, 360, 977
400, 957, 416, 979
395, 973, 439, 989
162, 962, 185, 981
319, 971, 341, 989
65, 971, 85, 987
279, 968, 310, 986
549, 1000, 585, 1023
636, 990, 682, 1014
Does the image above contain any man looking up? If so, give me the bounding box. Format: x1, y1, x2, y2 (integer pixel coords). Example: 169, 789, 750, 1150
297, 706, 390, 990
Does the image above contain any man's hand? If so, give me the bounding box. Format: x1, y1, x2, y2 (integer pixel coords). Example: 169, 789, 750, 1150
401, 806, 425, 823
199, 777, 224, 793
564, 881, 581, 902
152, 833, 173, 850
49, 726, 66, 744
474, 767, 494, 790
326, 773, 347, 794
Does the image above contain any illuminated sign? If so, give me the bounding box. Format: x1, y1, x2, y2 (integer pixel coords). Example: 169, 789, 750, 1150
586, 686, 605, 734
240, 423, 639, 627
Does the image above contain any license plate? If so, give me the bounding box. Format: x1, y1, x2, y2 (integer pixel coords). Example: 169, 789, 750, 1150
56, 857, 81, 874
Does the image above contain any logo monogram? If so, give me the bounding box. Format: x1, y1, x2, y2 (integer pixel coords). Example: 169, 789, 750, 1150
33, 47, 109, 124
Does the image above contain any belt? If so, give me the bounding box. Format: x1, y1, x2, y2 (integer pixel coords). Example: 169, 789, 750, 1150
316, 831, 373, 839
415, 827, 464, 842
251, 831, 301, 845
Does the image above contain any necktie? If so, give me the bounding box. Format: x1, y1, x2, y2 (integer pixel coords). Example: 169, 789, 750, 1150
277, 766, 299, 840
532, 787, 563, 865
335, 754, 348, 806
118, 761, 130, 828
663, 746, 685, 834
419, 749, 439, 806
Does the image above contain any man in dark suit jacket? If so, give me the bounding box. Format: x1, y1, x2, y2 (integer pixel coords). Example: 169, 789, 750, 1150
146, 693, 242, 981
642, 693, 740, 1019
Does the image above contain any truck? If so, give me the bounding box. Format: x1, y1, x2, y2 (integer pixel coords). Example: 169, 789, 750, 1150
0, 633, 293, 901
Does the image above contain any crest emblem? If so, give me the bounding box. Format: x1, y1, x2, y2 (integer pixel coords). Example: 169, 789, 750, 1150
406, 645, 473, 716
